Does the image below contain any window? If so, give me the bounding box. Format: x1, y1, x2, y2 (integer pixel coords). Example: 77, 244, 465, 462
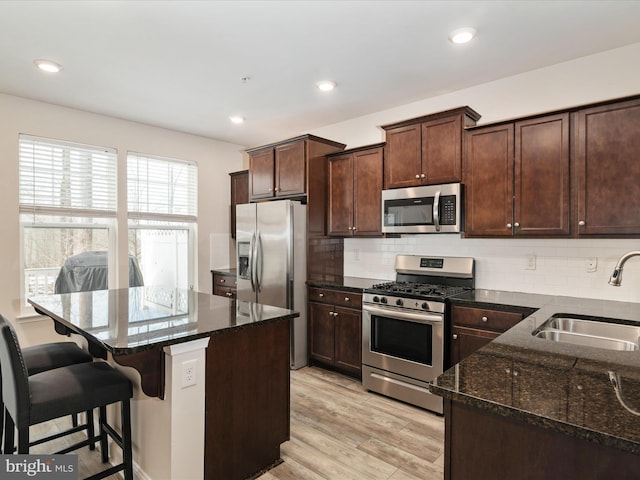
19, 135, 117, 303
127, 152, 197, 305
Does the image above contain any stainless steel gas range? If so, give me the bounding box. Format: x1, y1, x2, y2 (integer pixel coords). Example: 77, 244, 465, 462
362, 255, 474, 414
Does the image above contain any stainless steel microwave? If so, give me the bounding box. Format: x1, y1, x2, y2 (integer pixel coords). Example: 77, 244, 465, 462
382, 183, 463, 234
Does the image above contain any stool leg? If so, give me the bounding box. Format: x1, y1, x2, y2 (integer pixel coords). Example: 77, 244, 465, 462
121, 400, 133, 480
17, 426, 29, 454
3, 411, 14, 454
99, 406, 108, 463
87, 409, 95, 450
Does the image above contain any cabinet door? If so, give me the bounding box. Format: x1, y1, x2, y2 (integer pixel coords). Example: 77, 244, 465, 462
422, 114, 462, 184
575, 98, 640, 235
451, 326, 498, 366
230, 170, 249, 239
464, 124, 514, 237
308, 302, 335, 364
275, 140, 306, 197
249, 149, 275, 200
383, 124, 422, 189
328, 153, 354, 236
514, 114, 570, 236
333, 306, 362, 374
353, 147, 383, 236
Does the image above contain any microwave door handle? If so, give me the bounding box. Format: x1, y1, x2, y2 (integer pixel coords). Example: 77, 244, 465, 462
433, 190, 441, 231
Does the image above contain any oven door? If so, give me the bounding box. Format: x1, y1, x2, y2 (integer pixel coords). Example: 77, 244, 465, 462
362, 304, 444, 382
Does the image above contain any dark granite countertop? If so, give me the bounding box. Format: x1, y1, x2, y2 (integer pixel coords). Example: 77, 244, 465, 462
211, 267, 236, 275
433, 289, 640, 455
307, 276, 384, 294
29, 287, 298, 356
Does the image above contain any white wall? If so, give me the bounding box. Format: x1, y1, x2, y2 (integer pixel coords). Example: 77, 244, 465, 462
0, 94, 244, 344
310, 42, 640, 304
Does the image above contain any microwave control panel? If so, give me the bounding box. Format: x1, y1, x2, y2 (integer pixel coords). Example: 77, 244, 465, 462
440, 195, 457, 225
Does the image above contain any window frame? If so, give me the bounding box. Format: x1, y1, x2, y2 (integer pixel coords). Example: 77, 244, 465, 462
18, 134, 118, 313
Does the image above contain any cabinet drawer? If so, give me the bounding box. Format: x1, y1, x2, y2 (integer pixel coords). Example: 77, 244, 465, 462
308, 287, 362, 309
213, 273, 237, 288
451, 305, 523, 332
214, 285, 236, 299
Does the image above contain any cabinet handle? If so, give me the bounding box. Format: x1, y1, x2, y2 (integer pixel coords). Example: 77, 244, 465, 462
415, 174, 420, 179
452, 334, 458, 340
268, 188, 273, 192
514, 222, 520, 228
420, 173, 426, 178
513, 371, 519, 377
318, 293, 324, 297
334, 312, 338, 317
344, 297, 350, 302
505, 368, 511, 374
578, 220, 586, 226
225, 292, 233, 297
481, 316, 488, 322
506, 223, 512, 229
219, 279, 225, 283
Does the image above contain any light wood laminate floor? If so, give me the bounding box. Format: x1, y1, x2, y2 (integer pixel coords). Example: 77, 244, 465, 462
29, 366, 444, 479
258, 366, 444, 480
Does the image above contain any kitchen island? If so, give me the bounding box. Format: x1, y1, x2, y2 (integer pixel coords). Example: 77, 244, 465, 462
29, 287, 298, 480
432, 291, 640, 479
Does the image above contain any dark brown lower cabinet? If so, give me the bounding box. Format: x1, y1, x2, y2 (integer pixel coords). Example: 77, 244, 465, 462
444, 400, 640, 480
204, 318, 290, 480
450, 304, 528, 367
308, 287, 362, 378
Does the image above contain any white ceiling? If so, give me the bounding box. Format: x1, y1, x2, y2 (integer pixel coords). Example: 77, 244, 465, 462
2, 0, 640, 148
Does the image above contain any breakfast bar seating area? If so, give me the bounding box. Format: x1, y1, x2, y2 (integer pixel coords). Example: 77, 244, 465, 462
0, 315, 134, 480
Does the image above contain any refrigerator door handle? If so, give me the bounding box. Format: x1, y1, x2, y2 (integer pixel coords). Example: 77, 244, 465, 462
256, 231, 263, 293
249, 232, 256, 292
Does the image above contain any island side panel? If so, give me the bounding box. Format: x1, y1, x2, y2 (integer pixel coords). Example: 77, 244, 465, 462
204, 318, 291, 480
445, 399, 640, 480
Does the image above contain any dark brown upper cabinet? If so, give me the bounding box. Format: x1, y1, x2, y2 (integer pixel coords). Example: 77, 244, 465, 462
247, 135, 345, 202
229, 170, 248, 239
327, 144, 384, 237
464, 113, 570, 237
573, 96, 640, 236
382, 107, 480, 189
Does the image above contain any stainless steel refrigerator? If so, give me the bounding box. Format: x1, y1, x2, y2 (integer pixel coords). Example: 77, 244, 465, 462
236, 200, 307, 369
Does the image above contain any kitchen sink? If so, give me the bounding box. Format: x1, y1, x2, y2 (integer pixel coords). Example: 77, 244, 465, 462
532, 315, 640, 352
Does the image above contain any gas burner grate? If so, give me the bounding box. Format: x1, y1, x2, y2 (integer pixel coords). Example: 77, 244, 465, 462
369, 281, 469, 299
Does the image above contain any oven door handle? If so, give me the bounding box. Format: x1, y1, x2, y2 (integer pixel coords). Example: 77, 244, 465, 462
364, 306, 443, 325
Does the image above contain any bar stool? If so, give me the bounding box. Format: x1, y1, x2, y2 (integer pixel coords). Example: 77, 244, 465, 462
0, 315, 134, 480
1, 338, 94, 452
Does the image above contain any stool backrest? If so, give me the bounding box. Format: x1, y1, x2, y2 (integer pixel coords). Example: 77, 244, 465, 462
0, 315, 31, 428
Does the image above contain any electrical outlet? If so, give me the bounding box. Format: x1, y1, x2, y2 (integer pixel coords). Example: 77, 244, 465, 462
525, 255, 536, 270
586, 257, 598, 273
181, 359, 197, 388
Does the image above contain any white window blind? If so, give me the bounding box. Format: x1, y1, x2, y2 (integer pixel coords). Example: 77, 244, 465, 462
19, 134, 117, 218
127, 152, 197, 223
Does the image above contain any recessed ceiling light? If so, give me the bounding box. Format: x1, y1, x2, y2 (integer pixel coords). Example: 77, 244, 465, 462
316, 81, 337, 92
229, 116, 245, 124
449, 27, 477, 45
34, 59, 63, 73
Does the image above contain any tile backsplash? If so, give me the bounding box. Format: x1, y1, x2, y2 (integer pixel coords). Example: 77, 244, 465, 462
344, 236, 640, 304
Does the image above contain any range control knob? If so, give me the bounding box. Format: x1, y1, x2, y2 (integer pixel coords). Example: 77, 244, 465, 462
380, 297, 388, 304
373, 296, 380, 303
396, 299, 404, 307
421, 302, 429, 310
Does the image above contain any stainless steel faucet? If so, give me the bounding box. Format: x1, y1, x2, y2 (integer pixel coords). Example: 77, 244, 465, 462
609, 251, 640, 286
